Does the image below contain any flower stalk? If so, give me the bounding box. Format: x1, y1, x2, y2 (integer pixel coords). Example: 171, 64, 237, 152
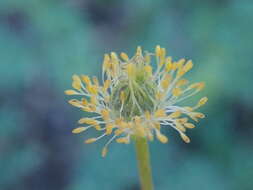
135, 137, 154, 190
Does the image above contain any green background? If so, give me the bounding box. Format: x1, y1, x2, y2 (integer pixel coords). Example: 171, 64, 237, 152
0, 0, 253, 189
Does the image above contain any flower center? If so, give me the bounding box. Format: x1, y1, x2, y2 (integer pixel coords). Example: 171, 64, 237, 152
110, 66, 156, 120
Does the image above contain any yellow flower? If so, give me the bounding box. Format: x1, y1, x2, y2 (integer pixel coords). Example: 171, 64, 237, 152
65, 45, 207, 157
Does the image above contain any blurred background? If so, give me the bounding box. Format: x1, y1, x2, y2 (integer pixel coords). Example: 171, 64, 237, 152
0, 0, 253, 189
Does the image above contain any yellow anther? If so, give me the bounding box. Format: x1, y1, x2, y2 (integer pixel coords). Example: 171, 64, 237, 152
156, 130, 168, 143
144, 54, 151, 63
183, 106, 193, 112
165, 62, 173, 72
103, 79, 111, 91
114, 129, 124, 136
189, 82, 205, 91
184, 123, 195, 129
81, 107, 93, 112
171, 62, 178, 70
104, 95, 110, 103
155, 45, 161, 57
161, 74, 171, 90
144, 65, 153, 76
72, 75, 82, 90
183, 60, 193, 73
136, 46, 142, 56
175, 124, 186, 132
177, 59, 186, 69
159, 48, 166, 66
180, 133, 190, 143
105, 124, 114, 135
101, 109, 110, 121
126, 63, 135, 77
65, 90, 79, 95
103, 54, 110, 70
155, 91, 165, 100
172, 87, 182, 96
81, 75, 91, 86
176, 79, 188, 87
85, 138, 97, 144
92, 76, 99, 86
115, 118, 124, 126
145, 111, 151, 120
198, 97, 208, 106
102, 147, 108, 157
168, 111, 181, 118
110, 52, 118, 60
87, 85, 98, 95
120, 91, 126, 103
94, 125, 102, 130
195, 112, 205, 118
81, 98, 88, 106
154, 109, 166, 118
72, 127, 87, 134
166, 56, 172, 64
176, 117, 188, 124
153, 122, 160, 130
68, 99, 82, 107
120, 52, 129, 61
90, 95, 97, 105
119, 122, 128, 129
78, 118, 98, 125
188, 112, 205, 121
116, 137, 129, 144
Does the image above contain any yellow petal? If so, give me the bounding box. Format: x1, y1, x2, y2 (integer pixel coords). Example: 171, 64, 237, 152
172, 87, 182, 96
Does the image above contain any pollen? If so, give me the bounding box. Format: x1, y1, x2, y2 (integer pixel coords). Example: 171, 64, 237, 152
65, 45, 207, 156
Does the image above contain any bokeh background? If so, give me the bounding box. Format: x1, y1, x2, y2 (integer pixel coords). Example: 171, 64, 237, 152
1, 0, 253, 190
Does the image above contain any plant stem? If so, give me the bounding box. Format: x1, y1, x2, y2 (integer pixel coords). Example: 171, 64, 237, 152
134, 137, 154, 190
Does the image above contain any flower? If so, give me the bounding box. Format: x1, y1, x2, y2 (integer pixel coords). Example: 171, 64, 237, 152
65, 45, 207, 157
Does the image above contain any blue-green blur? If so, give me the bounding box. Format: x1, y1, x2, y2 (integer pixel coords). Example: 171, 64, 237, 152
0, 0, 253, 190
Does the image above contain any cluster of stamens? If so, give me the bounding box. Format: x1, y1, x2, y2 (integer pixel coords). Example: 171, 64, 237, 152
65, 45, 207, 157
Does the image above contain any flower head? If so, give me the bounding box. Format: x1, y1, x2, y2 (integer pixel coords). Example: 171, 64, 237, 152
65, 45, 207, 157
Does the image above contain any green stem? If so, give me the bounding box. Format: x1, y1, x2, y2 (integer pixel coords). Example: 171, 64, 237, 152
134, 137, 154, 190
